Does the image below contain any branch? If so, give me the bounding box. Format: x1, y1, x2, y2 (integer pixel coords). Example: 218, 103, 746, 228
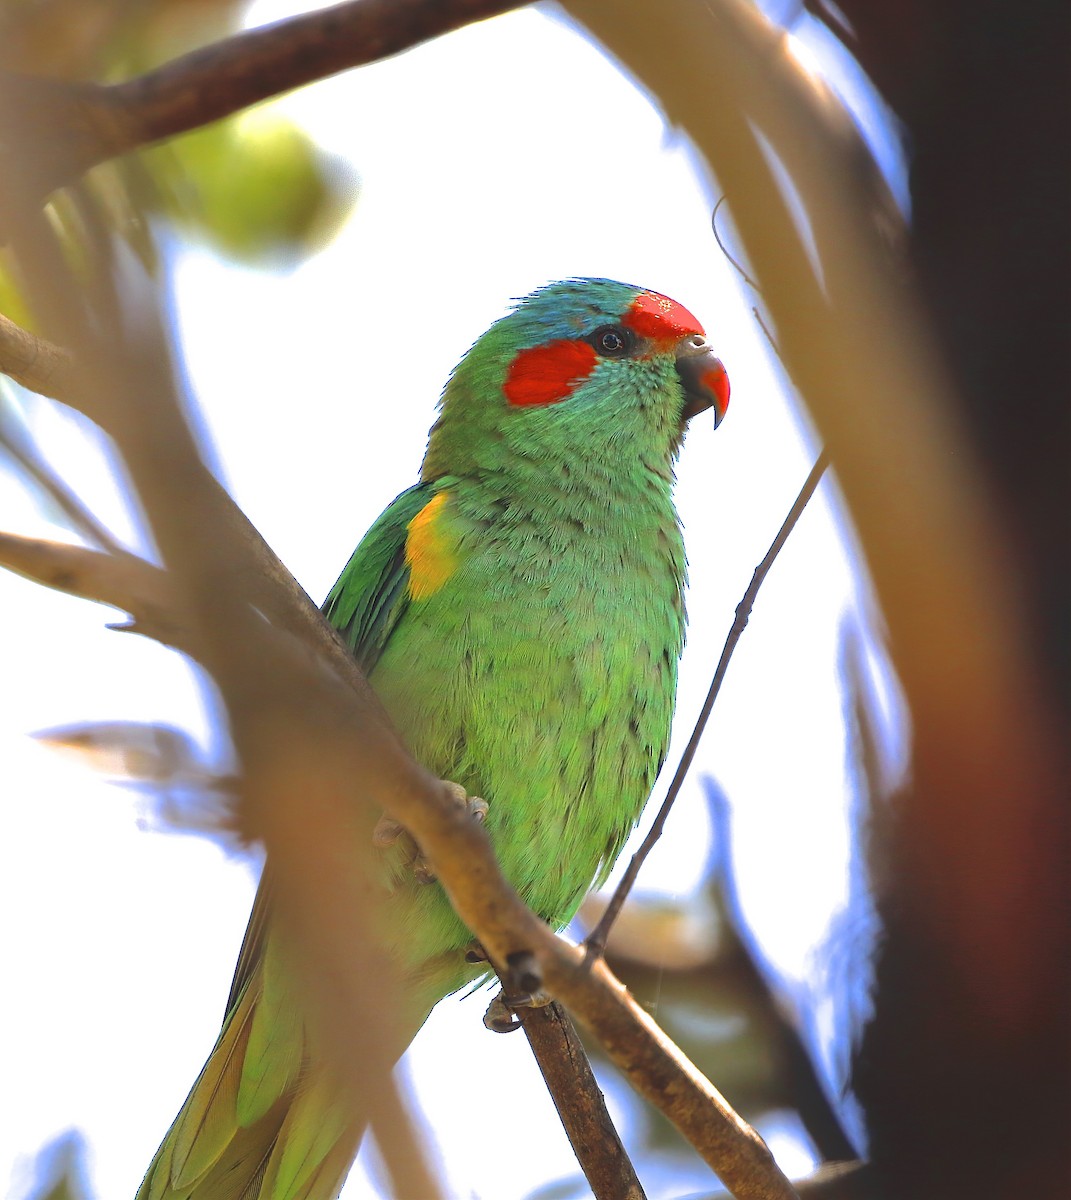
0, 311, 76, 399
0, 398, 125, 556
0, 530, 200, 652
587, 451, 830, 956
520, 1001, 646, 1200
0, 0, 526, 205
1, 194, 446, 1200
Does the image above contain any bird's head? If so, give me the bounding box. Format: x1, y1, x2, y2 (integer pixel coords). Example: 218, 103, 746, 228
421, 278, 729, 482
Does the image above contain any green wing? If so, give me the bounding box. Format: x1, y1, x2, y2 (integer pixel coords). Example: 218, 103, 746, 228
322, 481, 438, 673
224, 481, 436, 1016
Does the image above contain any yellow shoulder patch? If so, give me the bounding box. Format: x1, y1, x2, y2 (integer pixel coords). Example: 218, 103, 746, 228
405, 491, 458, 601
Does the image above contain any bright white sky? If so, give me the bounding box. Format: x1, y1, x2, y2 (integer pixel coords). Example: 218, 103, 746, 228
1, 5, 907, 1198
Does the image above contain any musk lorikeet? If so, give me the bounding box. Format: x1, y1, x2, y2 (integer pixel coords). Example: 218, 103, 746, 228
137, 277, 730, 1200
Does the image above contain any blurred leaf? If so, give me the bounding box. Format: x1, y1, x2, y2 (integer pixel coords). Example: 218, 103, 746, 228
146, 107, 360, 266
582, 889, 726, 971
33, 719, 207, 783
0, 249, 35, 331
85, 160, 161, 275
31, 719, 244, 849
18, 1130, 92, 1200
117, 0, 249, 76
0, 0, 245, 78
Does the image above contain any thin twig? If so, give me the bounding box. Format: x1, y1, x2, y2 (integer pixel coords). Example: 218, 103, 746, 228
0, 397, 125, 554
520, 1001, 647, 1200
712, 196, 761, 291
586, 450, 831, 957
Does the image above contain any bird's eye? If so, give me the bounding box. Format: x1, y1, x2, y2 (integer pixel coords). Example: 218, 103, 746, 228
590, 325, 633, 357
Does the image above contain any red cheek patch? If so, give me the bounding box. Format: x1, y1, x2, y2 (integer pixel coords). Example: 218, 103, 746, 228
625, 291, 705, 342
503, 339, 598, 407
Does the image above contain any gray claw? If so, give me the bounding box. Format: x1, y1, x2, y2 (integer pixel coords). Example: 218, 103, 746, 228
483, 992, 523, 1034
481, 984, 551, 1034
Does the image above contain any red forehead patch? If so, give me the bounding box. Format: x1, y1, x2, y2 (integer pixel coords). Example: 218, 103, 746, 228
503, 339, 598, 407
624, 291, 705, 342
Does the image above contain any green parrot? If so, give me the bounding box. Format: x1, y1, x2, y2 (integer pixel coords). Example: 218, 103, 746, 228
137, 277, 730, 1200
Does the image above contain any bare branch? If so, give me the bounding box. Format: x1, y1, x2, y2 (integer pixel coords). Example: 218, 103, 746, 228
519, 1001, 646, 1200
0, 0, 526, 204
0, 401, 125, 557
587, 451, 830, 956
692, 1162, 872, 1200
0, 529, 201, 651
0, 312, 76, 399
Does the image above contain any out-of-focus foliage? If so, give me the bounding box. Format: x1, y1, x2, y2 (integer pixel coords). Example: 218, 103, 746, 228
0, 0, 359, 270
17, 1131, 92, 1200
143, 109, 359, 267
0, 0, 245, 78
0, 251, 34, 330
32, 719, 243, 849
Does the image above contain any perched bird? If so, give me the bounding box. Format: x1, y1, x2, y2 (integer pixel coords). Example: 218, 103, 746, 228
138, 277, 729, 1200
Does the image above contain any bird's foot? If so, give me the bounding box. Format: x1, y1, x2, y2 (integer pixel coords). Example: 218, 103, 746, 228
483, 986, 553, 1034
464, 941, 488, 964
482, 951, 550, 1033
372, 781, 488, 884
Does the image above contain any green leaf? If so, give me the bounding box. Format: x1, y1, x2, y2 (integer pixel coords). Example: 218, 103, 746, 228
146, 107, 360, 266
0, 252, 35, 331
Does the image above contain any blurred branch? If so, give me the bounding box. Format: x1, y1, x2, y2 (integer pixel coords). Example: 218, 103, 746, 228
0, 0, 525, 209
0, 529, 200, 649
0, 312, 76, 399
587, 450, 829, 957
0, 399, 124, 555
693, 1162, 871, 1200
520, 1001, 646, 1200
0, 308, 357, 673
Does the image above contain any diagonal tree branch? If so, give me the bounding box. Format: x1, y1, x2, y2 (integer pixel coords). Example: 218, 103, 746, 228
0, 398, 125, 555
0, 312, 76, 400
